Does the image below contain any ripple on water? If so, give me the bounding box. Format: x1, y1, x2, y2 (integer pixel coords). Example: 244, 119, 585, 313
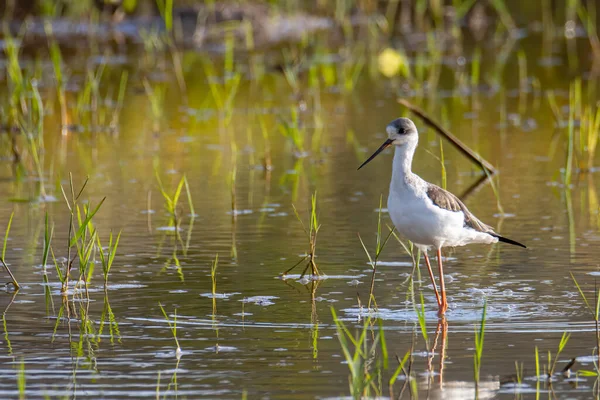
341, 298, 568, 327
200, 292, 240, 299
241, 296, 278, 306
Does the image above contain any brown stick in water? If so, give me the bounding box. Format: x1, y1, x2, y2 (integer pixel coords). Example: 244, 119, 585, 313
397, 99, 497, 175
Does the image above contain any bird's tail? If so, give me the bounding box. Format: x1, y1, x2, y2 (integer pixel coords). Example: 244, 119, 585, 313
491, 233, 526, 248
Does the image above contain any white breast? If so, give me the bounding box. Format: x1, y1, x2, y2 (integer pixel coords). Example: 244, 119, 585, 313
387, 177, 495, 250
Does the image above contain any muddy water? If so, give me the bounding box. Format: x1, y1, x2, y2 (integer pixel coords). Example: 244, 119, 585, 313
0, 25, 598, 399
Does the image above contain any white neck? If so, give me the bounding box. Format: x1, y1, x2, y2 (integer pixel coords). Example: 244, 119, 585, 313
391, 141, 417, 189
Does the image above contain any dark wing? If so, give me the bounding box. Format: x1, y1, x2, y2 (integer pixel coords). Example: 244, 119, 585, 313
426, 184, 494, 233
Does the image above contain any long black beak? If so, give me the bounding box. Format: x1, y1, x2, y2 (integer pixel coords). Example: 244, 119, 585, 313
357, 139, 393, 170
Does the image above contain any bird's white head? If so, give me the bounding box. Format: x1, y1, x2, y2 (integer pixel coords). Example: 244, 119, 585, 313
386, 118, 418, 146
357, 117, 419, 170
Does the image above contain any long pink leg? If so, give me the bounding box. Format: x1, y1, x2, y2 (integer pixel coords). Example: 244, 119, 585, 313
423, 253, 441, 307
436, 248, 448, 315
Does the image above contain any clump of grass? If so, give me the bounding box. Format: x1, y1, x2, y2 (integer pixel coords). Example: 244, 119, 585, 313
358, 195, 394, 308
547, 332, 571, 379
340, 47, 366, 93
154, 164, 194, 232
109, 71, 129, 132
143, 80, 166, 133
202, 57, 241, 126
0, 211, 19, 290
158, 303, 181, 358
576, 0, 600, 58
56, 175, 105, 295
474, 300, 487, 389
552, 79, 600, 182
4, 29, 24, 134
97, 230, 122, 289
331, 307, 377, 398
331, 307, 410, 398
577, 104, 600, 172
279, 108, 305, 157
515, 361, 524, 386
283, 192, 321, 278
45, 21, 67, 129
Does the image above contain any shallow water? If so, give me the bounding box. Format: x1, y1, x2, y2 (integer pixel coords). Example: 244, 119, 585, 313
0, 8, 600, 399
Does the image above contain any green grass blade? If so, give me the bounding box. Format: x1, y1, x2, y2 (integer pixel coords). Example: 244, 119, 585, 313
107, 230, 122, 273
50, 247, 63, 283
378, 319, 389, 369
2, 211, 14, 261
183, 176, 195, 216
389, 351, 410, 386
358, 233, 374, 266
571, 272, 593, 313
69, 197, 106, 247
42, 212, 52, 268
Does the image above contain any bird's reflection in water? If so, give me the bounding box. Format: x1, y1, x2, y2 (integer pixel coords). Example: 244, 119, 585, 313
421, 317, 500, 400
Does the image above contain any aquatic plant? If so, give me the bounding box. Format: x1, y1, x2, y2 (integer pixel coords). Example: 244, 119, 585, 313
45, 21, 68, 133
110, 71, 129, 132
99, 292, 121, 344
155, 0, 174, 33
415, 292, 429, 351
154, 165, 193, 231
332, 307, 410, 399
279, 108, 305, 156
158, 303, 181, 358
474, 300, 487, 389
358, 195, 394, 308
57, 175, 105, 294
547, 332, 571, 378
0, 211, 19, 289
143, 79, 166, 132
97, 230, 122, 288
331, 307, 378, 398
284, 192, 321, 278
571, 273, 600, 372
202, 57, 241, 126
17, 358, 25, 400
258, 116, 273, 171
211, 254, 219, 315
